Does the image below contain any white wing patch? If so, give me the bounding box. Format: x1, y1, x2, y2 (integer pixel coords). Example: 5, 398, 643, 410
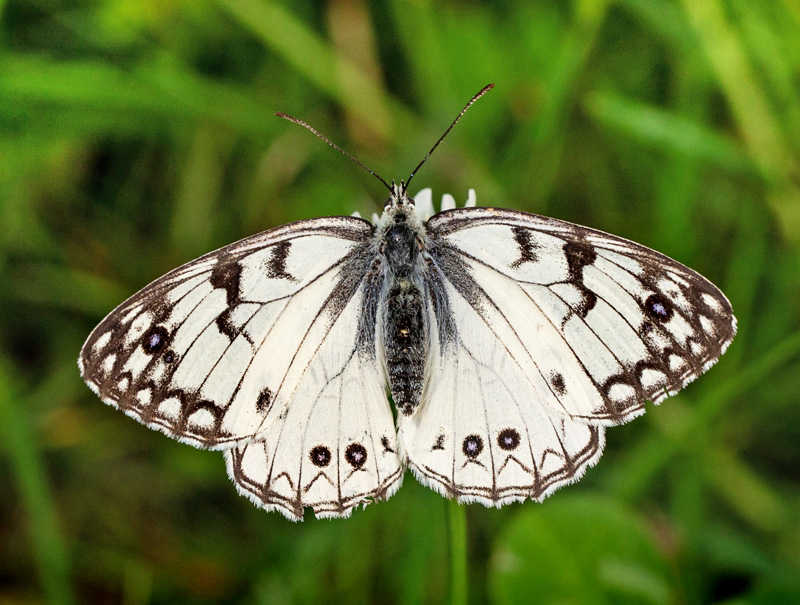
399, 285, 604, 505
225, 290, 402, 520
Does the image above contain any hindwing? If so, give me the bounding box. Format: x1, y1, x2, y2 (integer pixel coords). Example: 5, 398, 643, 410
225, 282, 402, 520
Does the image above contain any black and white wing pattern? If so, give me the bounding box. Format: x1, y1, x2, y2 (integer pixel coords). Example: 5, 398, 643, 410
80, 181, 735, 517
81, 217, 368, 447
80, 215, 403, 518
399, 207, 735, 506
224, 280, 403, 521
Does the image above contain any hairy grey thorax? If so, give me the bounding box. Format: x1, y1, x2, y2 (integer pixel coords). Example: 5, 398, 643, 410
376, 187, 429, 417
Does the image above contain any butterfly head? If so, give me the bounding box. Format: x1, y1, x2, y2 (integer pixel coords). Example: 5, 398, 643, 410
383, 180, 415, 212
375, 180, 427, 265
378, 180, 423, 229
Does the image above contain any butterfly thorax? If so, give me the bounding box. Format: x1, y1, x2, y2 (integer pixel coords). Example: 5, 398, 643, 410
377, 186, 429, 417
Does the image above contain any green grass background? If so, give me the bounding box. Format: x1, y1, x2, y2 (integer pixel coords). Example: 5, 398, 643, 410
1, 0, 799, 603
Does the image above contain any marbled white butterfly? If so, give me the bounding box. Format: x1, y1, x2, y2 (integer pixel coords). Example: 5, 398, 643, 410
79, 85, 736, 520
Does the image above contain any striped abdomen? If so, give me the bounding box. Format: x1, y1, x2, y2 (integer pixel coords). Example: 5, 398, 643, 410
385, 277, 427, 416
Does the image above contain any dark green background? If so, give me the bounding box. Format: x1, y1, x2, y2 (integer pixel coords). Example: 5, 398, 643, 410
1, 0, 799, 603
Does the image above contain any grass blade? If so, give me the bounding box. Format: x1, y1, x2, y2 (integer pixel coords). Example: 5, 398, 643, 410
0, 359, 74, 605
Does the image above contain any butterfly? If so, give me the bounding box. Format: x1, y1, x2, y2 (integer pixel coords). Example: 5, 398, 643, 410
79, 85, 736, 520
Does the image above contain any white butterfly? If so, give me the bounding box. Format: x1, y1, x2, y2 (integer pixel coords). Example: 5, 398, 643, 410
79, 87, 736, 521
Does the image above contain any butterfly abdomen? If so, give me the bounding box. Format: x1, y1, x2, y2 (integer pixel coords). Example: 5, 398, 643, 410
380, 214, 428, 417
385, 278, 426, 416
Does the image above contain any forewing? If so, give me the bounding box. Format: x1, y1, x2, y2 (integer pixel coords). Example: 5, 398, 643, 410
79, 216, 381, 449
425, 207, 736, 424
225, 285, 402, 521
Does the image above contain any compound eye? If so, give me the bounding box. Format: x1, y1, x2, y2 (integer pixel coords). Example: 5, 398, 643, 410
383, 197, 393, 210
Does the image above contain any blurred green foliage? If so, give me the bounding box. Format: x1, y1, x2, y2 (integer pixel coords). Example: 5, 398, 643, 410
1, 0, 799, 603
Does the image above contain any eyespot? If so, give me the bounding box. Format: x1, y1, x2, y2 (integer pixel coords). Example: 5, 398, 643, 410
497, 428, 520, 451
309, 445, 331, 468
462, 434, 484, 459
345, 443, 367, 469
141, 326, 169, 354
645, 293, 673, 322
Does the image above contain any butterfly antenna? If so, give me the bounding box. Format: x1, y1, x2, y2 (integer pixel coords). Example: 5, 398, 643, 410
275, 112, 393, 193
403, 83, 495, 193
